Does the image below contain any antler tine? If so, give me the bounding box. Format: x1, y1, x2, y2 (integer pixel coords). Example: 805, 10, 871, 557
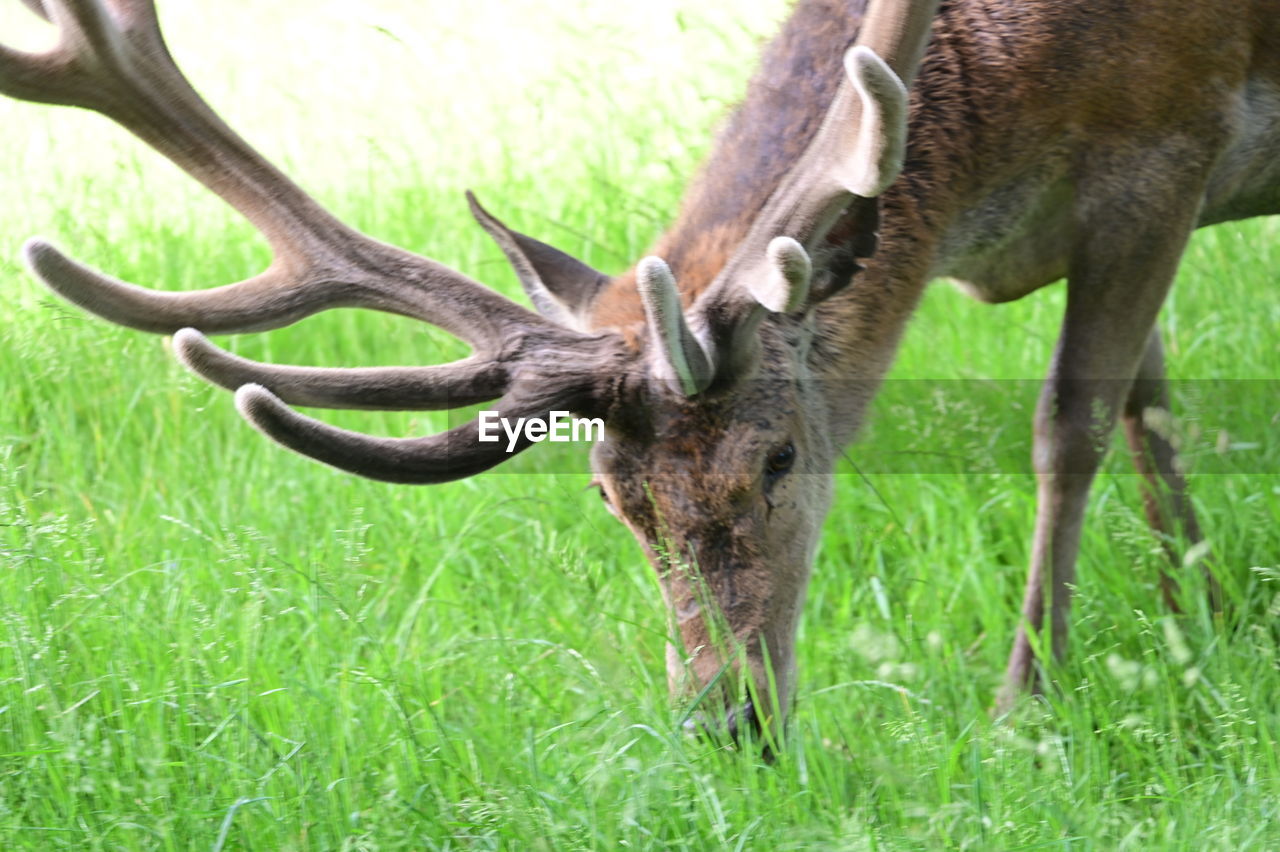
235, 384, 559, 485
17, 0, 50, 21
173, 329, 508, 411
1, 0, 159, 108
2, 0, 553, 352
52, 0, 119, 43
691, 0, 939, 349
0, 31, 59, 103
102, 0, 160, 28
20, 237, 531, 344
759, 237, 812, 313
23, 239, 345, 335
839, 46, 909, 198
853, 0, 939, 87
636, 257, 713, 396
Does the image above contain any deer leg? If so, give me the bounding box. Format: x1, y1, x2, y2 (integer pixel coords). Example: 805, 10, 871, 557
1120, 330, 1219, 610
999, 372, 1120, 710
998, 178, 1207, 712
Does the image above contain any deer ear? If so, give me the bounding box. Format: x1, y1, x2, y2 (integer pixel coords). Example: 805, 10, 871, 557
467, 191, 608, 328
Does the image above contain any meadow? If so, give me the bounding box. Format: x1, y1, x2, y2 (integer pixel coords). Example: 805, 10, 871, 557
1, 1, 1277, 848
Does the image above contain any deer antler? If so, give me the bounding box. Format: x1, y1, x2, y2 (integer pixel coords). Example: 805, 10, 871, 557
726, 0, 936, 282
639, 0, 938, 393
748, 0, 936, 252
636, 257, 714, 395
1, 0, 620, 482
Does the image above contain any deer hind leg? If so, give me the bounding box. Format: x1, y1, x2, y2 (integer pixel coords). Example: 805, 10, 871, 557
1121, 329, 1221, 610
998, 164, 1212, 712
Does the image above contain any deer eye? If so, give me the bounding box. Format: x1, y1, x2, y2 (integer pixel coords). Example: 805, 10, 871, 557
591, 481, 620, 516
765, 442, 796, 477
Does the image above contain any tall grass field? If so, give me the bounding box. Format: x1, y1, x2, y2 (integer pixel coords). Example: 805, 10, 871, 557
1, 1, 1277, 848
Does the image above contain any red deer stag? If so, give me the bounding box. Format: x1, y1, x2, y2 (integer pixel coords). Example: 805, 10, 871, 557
2, 0, 1276, 738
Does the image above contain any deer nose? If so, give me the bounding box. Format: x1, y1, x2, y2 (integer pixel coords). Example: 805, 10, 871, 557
683, 699, 761, 746
725, 700, 761, 743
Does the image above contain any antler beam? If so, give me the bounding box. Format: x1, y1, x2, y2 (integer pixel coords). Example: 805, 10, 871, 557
173, 329, 509, 411
1, 0, 613, 478
690, 0, 939, 355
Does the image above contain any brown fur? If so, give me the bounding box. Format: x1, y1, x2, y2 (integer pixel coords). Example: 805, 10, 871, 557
589, 0, 1279, 725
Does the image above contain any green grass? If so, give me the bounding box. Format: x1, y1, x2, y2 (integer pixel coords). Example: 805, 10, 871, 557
1, 2, 1277, 849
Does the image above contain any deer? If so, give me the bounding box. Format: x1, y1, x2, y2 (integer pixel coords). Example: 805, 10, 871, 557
2, 0, 1277, 742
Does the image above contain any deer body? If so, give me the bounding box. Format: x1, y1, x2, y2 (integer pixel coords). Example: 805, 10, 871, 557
2, 0, 1275, 739
592, 0, 1279, 719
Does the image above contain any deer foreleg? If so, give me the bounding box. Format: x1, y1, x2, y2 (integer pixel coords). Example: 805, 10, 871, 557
998, 172, 1209, 711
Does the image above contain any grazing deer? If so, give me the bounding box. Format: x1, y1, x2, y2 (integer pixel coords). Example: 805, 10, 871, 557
3, 0, 1276, 739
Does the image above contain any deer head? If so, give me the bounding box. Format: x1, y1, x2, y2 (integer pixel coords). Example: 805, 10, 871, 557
0, 0, 935, 742
503, 1, 937, 737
